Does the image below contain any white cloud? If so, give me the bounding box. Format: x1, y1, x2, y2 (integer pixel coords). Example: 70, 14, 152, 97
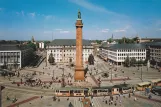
100, 29, 109, 33
55, 29, 62, 31
60, 30, 70, 34
69, 0, 127, 17
114, 29, 126, 32
114, 25, 130, 32
16, 10, 25, 16
45, 15, 55, 20
28, 12, 35, 17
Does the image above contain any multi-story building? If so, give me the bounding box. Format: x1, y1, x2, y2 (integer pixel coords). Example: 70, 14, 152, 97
148, 42, 161, 64
99, 43, 146, 65
46, 39, 94, 64
39, 42, 45, 49
0, 44, 34, 68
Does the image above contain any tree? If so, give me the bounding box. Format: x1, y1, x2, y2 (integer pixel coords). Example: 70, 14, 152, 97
95, 40, 102, 44
48, 53, 55, 65
137, 59, 144, 65
143, 58, 148, 65
88, 54, 94, 65
44, 41, 50, 49
130, 57, 136, 66
124, 56, 130, 67
150, 59, 156, 65
107, 38, 113, 43
27, 43, 36, 51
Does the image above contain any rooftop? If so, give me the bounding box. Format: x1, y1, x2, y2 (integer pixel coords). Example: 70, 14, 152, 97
48, 39, 92, 46
0, 44, 32, 51
108, 44, 146, 50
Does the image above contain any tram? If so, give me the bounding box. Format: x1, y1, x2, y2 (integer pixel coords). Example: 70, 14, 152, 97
92, 86, 112, 96
113, 84, 134, 94
150, 79, 161, 87
136, 82, 152, 91
54, 87, 89, 97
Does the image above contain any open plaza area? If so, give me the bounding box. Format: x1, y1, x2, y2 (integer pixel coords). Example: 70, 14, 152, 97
1, 55, 161, 107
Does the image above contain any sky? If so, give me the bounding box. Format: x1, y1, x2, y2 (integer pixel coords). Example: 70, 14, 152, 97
0, 0, 161, 40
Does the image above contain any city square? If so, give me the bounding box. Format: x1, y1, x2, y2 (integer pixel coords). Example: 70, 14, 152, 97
0, 0, 161, 107
1, 55, 161, 107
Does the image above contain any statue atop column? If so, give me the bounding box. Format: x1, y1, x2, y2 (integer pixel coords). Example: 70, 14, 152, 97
78, 9, 81, 19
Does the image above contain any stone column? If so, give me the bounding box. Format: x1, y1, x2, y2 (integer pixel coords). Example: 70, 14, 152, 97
74, 18, 85, 81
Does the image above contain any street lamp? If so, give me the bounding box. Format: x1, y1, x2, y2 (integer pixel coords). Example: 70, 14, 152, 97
60, 68, 65, 87
141, 64, 143, 81
53, 70, 54, 80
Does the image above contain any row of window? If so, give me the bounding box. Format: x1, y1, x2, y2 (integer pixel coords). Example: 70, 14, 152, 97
118, 53, 146, 56
54, 58, 88, 62
118, 57, 145, 60
0, 52, 20, 56
0, 58, 20, 63
118, 49, 145, 52
48, 53, 90, 56
49, 49, 92, 52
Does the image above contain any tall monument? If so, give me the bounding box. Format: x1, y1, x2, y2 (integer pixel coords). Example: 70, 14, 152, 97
74, 9, 85, 81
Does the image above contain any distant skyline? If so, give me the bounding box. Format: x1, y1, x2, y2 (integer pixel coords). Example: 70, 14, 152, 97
0, 0, 161, 40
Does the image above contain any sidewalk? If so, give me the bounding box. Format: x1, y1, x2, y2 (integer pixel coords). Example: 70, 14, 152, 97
7, 96, 39, 107
134, 92, 161, 103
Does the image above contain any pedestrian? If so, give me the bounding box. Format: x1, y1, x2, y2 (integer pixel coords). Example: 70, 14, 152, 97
148, 94, 152, 99
119, 100, 122, 106
129, 93, 131, 98
116, 96, 118, 100
69, 102, 73, 107
105, 100, 107, 104
114, 101, 117, 106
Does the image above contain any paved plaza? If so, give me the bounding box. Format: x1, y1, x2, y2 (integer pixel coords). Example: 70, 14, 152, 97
1, 55, 161, 107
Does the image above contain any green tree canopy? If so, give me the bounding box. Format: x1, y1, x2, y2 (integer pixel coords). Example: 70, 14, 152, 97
95, 40, 102, 44
130, 57, 136, 66
48, 53, 55, 65
118, 37, 137, 44
107, 38, 113, 43
124, 55, 130, 67
88, 54, 94, 65
27, 43, 36, 51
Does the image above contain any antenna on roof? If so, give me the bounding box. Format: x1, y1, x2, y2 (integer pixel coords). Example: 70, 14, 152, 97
52, 32, 53, 41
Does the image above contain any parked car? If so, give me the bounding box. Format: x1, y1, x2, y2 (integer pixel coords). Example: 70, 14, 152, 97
151, 86, 161, 96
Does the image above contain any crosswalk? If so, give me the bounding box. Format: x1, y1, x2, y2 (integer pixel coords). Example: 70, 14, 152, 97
91, 98, 102, 107
73, 99, 83, 107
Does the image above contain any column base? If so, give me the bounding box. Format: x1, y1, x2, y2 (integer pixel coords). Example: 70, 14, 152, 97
74, 67, 85, 81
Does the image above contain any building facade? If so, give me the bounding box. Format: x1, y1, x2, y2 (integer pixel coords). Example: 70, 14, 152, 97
0, 44, 34, 68
46, 39, 94, 64
99, 43, 146, 65
148, 42, 161, 65
39, 42, 45, 49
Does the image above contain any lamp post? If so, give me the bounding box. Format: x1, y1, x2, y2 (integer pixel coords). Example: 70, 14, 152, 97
60, 68, 65, 87
53, 70, 54, 80
141, 64, 143, 81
